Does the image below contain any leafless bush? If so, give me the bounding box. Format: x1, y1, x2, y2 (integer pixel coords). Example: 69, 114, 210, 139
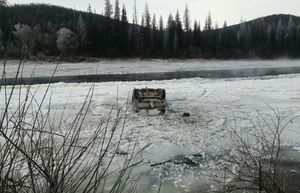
0, 15, 141, 192
1, 61, 141, 193
206, 106, 300, 193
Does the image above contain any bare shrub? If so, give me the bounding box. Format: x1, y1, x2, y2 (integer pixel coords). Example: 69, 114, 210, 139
0, 69, 142, 193
1, 14, 141, 192
206, 106, 300, 193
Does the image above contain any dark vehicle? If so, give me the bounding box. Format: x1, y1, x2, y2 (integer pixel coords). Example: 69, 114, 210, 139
132, 88, 166, 114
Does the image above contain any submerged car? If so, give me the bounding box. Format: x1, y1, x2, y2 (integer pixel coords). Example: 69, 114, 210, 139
132, 88, 166, 114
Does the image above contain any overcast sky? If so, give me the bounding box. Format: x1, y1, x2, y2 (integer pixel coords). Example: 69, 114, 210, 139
7, 0, 300, 27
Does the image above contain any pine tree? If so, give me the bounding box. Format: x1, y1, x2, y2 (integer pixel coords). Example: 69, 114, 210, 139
87, 4, 92, 13
133, 0, 138, 25
266, 23, 276, 57
0, 0, 6, 6
266, 24, 272, 54
0, 29, 4, 54
167, 12, 176, 56
276, 19, 284, 55
183, 4, 192, 52
77, 14, 87, 53
193, 20, 201, 51
202, 11, 214, 57
183, 4, 191, 32
237, 20, 250, 55
142, 2, 151, 54
120, 4, 129, 55
114, 0, 120, 20
143, 3, 151, 28
151, 14, 158, 53
158, 15, 165, 54
103, 0, 114, 53
287, 15, 296, 56
104, 0, 113, 18
130, 0, 142, 56
175, 9, 184, 51
0, 0, 9, 43
204, 11, 212, 31
251, 18, 266, 56
173, 31, 179, 56
113, 0, 121, 53
223, 21, 227, 28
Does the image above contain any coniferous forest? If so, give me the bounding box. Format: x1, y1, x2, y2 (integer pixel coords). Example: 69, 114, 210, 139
1, 0, 300, 60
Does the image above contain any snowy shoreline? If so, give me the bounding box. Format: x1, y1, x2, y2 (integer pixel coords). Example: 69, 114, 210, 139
2, 59, 300, 78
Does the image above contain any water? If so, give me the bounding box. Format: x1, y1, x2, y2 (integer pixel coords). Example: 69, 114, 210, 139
3, 66, 300, 85
1, 59, 300, 192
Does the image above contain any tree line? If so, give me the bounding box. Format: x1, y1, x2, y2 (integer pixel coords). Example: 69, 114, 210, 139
1, 0, 300, 60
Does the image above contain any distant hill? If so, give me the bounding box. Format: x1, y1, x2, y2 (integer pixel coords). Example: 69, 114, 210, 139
263, 14, 300, 25
5, 4, 105, 27
1, 3, 300, 59
227, 14, 300, 30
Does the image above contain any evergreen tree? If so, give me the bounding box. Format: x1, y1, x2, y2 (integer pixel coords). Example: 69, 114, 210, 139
151, 14, 158, 54
202, 11, 216, 57
167, 12, 176, 56
204, 11, 213, 31
2, 3, 300, 59
133, 0, 138, 25
87, 4, 92, 13
0, 1, 4, 54
175, 9, 184, 51
0, 0, 9, 45
286, 15, 296, 56
250, 18, 266, 56
114, 0, 120, 20
296, 25, 300, 57
0, 29, 4, 54
158, 15, 165, 55
266, 24, 272, 53
120, 4, 129, 55
183, 4, 192, 53
237, 20, 250, 55
130, 0, 143, 56
223, 21, 227, 28
142, 2, 151, 54
215, 21, 219, 30
104, 0, 113, 18
266, 23, 276, 57
276, 19, 284, 55
77, 14, 87, 53
193, 20, 201, 51
103, 0, 114, 54
163, 24, 169, 57
183, 4, 191, 32
173, 31, 179, 56
0, 0, 6, 6
113, 0, 121, 53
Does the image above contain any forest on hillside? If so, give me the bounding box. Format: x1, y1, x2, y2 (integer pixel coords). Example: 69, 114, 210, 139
1, 0, 300, 60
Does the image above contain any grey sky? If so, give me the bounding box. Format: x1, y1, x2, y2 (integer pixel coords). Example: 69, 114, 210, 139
7, 0, 300, 27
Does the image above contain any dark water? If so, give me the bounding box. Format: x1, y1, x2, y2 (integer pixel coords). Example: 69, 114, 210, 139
2, 66, 300, 85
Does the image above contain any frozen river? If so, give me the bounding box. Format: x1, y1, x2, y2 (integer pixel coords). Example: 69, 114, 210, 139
1, 59, 300, 192
2, 59, 300, 77
2, 59, 300, 85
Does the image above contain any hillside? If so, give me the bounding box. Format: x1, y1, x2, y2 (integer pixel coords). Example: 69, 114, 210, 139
5, 4, 105, 29
0, 3, 300, 59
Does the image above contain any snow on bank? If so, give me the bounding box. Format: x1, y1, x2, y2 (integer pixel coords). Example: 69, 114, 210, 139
2, 59, 300, 78
1, 73, 300, 192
